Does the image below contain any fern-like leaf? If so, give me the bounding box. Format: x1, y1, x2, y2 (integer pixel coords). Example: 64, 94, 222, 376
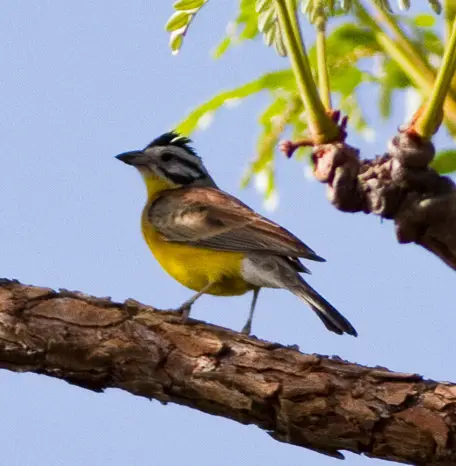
213, 0, 260, 59
165, 0, 208, 55
255, 0, 288, 57
300, 0, 441, 17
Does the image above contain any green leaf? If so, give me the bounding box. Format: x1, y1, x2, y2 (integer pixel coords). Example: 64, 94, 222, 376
316, 23, 380, 72
431, 150, 456, 174
169, 33, 184, 55
408, 26, 444, 57
173, 0, 206, 10
398, 0, 410, 10
165, 0, 208, 55
373, 59, 411, 120
165, 11, 190, 32
383, 59, 410, 89
307, 23, 378, 106
299, 0, 441, 16
212, 37, 231, 59
339, 94, 368, 133
175, 70, 295, 134
379, 79, 393, 118
242, 96, 301, 189
212, 0, 260, 59
330, 66, 363, 96
169, 0, 446, 207
328, 24, 378, 54
301, 0, 340, 22
413, 14, 436, 27
371, 0, 393, 13
255, 0, 288, 57
427, 0, 441, 14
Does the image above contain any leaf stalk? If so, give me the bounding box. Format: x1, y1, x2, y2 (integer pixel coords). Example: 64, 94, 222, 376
275, 0, 338, 142
315, 13, 332, 111
415, 16, 456, 138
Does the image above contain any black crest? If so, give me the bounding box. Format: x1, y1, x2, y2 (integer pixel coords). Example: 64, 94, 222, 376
146, 131, 197, 157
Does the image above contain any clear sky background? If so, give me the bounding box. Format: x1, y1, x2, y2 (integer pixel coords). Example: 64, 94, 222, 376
1, 2, 455, 465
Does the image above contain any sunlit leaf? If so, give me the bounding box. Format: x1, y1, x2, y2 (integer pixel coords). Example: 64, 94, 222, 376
301, 0, 341, 22
176, 70, 295, 134
427, 0, 441, 14
431, 150, 456, 174
212, 37, 231, 59
165, 0, 208, 55
169, 0, 447, 204
242, 97, 299, 192
330, 66, 363, 96
376, 58, 410, 119
170, 32, 185, 55
166, 11, 190, 32
406, 23, 443, 57
379, 79, 393, 118
397, 0, 411, 10
370, 0, 441, 13
173, 0, 206, 10
339, 94, 368, 133
212, 0, 260, 59
413, 14, 436, 27
301, 0, 441, 14
255, 0, 288, 57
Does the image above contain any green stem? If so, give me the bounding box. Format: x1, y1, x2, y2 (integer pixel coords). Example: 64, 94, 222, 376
370, 2, 435, 84
275, 0, 338, 142
315, 15, 332, 110
445, 0, 456, 92
356, 1, 430, 92
355, 0, 456, 129
445, 0, 456, 42
415, 17, 456, 139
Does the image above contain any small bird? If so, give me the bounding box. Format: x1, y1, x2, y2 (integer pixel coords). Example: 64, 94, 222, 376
116, 131, 357, 336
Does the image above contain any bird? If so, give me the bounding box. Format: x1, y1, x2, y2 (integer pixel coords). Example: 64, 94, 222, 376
116, 131, 357, 337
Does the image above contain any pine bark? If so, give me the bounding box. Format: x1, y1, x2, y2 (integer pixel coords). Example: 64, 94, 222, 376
1, 278, 456, 465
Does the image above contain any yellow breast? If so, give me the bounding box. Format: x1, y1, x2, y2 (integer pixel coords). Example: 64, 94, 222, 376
140, 179, 252, 296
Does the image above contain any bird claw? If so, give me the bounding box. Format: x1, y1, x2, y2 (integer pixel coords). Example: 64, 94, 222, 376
172, 304, 192, 323
241, 322, 252, 335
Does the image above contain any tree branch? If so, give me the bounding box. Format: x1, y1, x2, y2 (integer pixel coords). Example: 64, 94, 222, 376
283, 130, 456, 271
1, 279, 456, 464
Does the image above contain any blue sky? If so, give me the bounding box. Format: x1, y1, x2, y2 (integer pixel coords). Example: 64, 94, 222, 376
1, 2, 454, 465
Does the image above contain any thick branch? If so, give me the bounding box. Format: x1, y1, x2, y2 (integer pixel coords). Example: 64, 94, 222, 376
298, 133, 456, 270
1, 279, 456, 464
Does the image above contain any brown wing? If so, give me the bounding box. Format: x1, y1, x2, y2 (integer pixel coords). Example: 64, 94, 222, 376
148, 187, 325, 262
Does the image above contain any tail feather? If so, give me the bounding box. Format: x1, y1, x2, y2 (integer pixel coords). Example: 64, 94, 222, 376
292, 280, 357, 337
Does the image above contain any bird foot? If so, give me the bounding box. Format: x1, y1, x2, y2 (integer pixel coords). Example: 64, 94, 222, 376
173, 304, 192, 323
241, 321, 252, 335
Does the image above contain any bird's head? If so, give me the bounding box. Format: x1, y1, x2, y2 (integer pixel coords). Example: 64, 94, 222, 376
116, 131, 217, 191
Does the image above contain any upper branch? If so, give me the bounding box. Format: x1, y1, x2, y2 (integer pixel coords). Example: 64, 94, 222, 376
283, 128, 456, 270
1, 279, 456, 464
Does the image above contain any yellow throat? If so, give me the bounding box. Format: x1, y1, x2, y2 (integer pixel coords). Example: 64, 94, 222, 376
139, 171, 252, 296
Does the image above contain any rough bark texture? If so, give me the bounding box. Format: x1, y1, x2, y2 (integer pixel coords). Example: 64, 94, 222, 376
1, 279, 456, 465
307, 133, 456, 270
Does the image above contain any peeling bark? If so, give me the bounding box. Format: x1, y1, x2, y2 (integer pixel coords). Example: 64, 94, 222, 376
1, 279, 456, 465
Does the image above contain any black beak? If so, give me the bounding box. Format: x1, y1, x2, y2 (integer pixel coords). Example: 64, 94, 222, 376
115, 150, 147, 166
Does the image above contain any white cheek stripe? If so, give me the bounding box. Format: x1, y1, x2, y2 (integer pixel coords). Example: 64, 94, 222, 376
167, 165, 204, 179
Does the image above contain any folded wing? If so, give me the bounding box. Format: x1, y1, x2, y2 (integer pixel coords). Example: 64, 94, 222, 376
148, 187, 325, 262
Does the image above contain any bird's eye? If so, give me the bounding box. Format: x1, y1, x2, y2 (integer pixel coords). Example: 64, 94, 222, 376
161, 152, 173, 162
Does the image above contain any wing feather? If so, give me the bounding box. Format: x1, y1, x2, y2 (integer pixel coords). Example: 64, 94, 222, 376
148, 187, 325, 262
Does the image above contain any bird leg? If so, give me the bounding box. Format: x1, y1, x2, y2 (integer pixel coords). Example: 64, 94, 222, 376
173, 282, 214, 323
241, 288, 260, 335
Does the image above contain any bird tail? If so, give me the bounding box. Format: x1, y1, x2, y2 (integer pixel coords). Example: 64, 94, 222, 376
291, 279, 357, 337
